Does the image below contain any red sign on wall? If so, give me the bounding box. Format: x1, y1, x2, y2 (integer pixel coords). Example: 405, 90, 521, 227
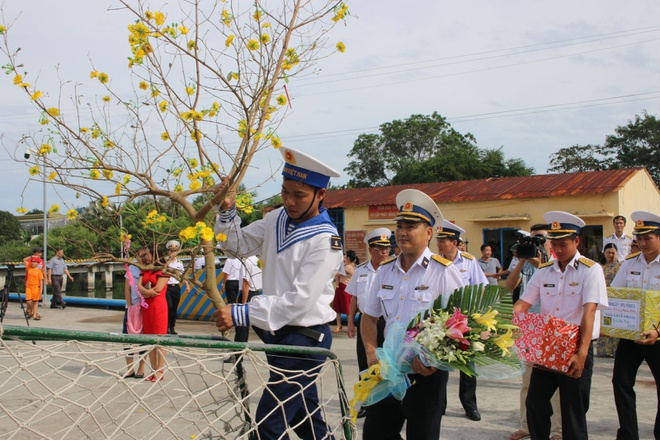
344, 230, 367, 263
368, 204, 398, 221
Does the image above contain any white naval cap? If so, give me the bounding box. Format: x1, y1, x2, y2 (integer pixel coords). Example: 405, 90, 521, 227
436, 219, 465, 240
543, 211, 586, 240
631, 211, 660, 236
280, 147, 340, 189
166, 240, 181, 250
364, 228, 393, 247
394, 189, 443, 227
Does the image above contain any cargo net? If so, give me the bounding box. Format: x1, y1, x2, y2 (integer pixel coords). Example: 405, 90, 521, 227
0, 326, 355, 439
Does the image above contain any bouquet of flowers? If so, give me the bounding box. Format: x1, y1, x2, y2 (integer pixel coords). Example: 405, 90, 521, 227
350, 284, 523, 421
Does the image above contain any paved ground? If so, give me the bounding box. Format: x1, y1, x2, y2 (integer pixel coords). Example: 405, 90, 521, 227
1, 302, 658, 439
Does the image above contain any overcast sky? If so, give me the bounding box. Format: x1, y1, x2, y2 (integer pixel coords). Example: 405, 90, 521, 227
1, 0, 659, 212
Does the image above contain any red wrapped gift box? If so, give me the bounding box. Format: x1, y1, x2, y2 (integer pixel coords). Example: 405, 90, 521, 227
513, 311, 580, 374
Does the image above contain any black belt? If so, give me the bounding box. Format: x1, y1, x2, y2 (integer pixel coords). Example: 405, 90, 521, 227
52, 274, 63, 277
271, 325, 325, 343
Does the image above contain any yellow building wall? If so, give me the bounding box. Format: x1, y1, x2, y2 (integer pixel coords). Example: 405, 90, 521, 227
341, 169, 660, 255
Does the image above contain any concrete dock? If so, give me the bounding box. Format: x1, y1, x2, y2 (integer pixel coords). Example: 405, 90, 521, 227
1, 302, 657, 439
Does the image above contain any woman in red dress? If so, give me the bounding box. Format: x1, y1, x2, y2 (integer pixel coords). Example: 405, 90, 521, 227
332, 250, 359, 333
136, 243, 169, 382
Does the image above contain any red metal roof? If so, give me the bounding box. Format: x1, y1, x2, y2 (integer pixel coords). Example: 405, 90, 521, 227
324, 168, 645, 208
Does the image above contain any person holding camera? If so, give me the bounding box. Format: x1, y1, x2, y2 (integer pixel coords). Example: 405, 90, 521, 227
436, 219, 488, 422
506, 224, 562, 440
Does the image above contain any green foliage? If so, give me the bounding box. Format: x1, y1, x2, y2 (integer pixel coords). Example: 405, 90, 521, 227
0, 240, 32, 262
548, 112, 660, 186
345, 112, 532, 187
0, 210, 22, 243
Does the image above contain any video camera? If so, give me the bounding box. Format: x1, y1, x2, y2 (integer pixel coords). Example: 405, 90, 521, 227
515, 233, 547, 260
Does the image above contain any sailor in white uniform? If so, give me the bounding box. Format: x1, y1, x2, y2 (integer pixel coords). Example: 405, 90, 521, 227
212, 147, 343, 439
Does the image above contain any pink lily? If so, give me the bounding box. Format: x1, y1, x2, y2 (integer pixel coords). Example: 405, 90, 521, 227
445, 307, 471, 343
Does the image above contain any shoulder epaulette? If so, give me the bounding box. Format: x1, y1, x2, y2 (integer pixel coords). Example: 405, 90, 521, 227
431, 254, 452, 266
578, 257, 596, 268
539, 261, 554, 269
380, 255, 397, 266
357, 261, 369, 268
330, 235, 342, 250
461, 252, 475, 260
626, 251, 641, 260
626, 234, 633, 240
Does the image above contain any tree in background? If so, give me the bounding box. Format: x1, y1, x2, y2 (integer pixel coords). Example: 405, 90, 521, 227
0, 210, 22, 244
1, 1, 350, 307
548, 112, 660, 186
344, 112, 532, 187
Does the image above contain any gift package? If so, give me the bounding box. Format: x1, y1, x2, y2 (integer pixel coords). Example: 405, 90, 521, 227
513, 311, 580, 374
601, 287, 660, 341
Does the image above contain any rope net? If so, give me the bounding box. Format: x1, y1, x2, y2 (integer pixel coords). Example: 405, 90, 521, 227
0, 326, 355, 439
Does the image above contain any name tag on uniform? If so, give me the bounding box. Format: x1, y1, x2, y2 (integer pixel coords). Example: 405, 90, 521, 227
381, 285, 393, 290
460, 269, 466, 273
543, 284, 555, 288
415, 285, 429, 290
631, 271, 641, 275
359, 274, 368, 278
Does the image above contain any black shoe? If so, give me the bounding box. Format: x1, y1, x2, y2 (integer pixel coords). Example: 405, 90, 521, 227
466, 409, 481, 421
50, 304, 58, 309
357, 408, 366, 419
168, 328, 178, 335
61, 302, 66, 309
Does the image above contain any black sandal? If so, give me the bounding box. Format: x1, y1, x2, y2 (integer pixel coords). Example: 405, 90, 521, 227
121, 371, 136, 378
134, 373, 145, 379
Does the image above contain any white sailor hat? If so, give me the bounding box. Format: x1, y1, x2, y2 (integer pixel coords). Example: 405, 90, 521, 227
166, 240, 181, 250
364, 228, 393, 247
631, 211, 660, 236
280, 147, 340, 189
394, 189, 443, 227
543, 211, 585, 240
436, 219, 465, 240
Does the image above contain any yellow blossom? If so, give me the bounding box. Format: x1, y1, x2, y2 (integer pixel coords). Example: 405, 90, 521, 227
263, 22, 271, 28
179, 226, 197, 242
159, 100, 168, 112
123, 174, 131, 184
101, 196, 109, 207
18, 82, 31, 88
257, 259, 264, 269
253, 10, 262, 21
102, 95, 111, 102
199, 227, 214, 242
115, 183, 122, 195
30, 91, 43, 101
174, 184, 184, 192
29, 166, 40, 176
49, 204, 60, 213
47, 107, 60, 117
221, 10, 232, 26
225, 35, 234, 47
215, 233, 227, 242
247, 39, 260, 51
161, 132, 170, 141
80, 127, 89, 133
189, 179, 202, 190
190, 129, 202, 141
104, 140, 115, 148
336, 42, 346, 53
13, 74, 22, 85
139, 81, 148, 90
151, 89, 160, 98
185, 85, 195, 95
47, 171, 57, 181
172, 168, 182, 177
154, 11, 165, 26
188, 158, 199, 168
90, 70, 98, 78
276, 94, 287, 106
144, 11, 153, 20
472, 309, 499, 331
97, 72, 109, 84
90, 169, 100, 180
16, 207, 28, 214
102, 169, 114, 179
67, 209, 78, 220
260, 33, 270, 44
38, 144, 52, 155
187, 40, 196, 51
0, 25, 6, 34
271, 136, 282, 149
91, 128, 101, 139
178, 26, 189, 35
491, 330, 515, 357
228, 72, 239, 81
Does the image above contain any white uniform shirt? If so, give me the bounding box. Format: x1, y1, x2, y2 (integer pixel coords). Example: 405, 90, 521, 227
520, 251, 608, 339
222, 258, 244, 290
603, 233, 633, 262
451, 251, 488, 287
243, 255, 263, 292
363, 247, 464, 336
507, 257, 520, 272
611, 252, 660, 291
345, 260, 378, 312
215, 206, 342, 331
167, 258, 184, 285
